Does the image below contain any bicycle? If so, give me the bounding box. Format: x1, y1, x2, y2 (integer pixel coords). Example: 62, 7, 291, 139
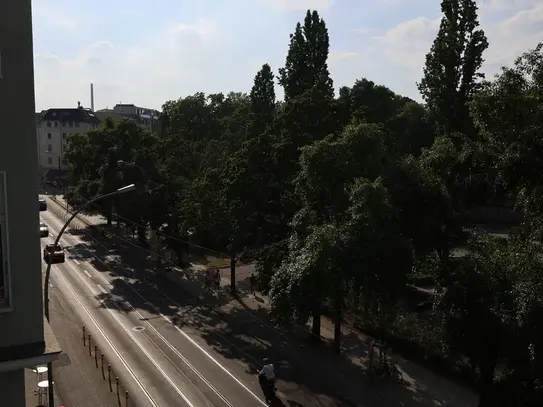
372, 357, 403, 384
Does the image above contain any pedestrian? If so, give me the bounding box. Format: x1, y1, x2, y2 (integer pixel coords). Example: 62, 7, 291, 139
205, 269, 211, 289
249, 273, 257, 295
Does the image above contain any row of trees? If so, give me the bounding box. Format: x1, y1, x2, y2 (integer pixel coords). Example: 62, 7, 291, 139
64, 2, 543, 405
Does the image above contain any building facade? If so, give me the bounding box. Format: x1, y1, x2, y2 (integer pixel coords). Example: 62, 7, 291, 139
0, 1, 61, 406
37, 104, 100, 174
106, 103, 159, 130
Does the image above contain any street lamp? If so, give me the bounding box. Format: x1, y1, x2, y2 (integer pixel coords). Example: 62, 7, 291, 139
43, 183, 136, 407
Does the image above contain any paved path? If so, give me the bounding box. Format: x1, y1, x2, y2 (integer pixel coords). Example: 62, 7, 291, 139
43, 193, 479, 407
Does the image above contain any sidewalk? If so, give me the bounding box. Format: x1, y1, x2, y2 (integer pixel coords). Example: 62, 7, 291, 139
45, 194, 479, 407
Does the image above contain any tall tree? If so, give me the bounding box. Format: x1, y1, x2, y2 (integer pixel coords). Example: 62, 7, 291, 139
278, 10, 334, 100
417, 0, 488, 137
250, 63, 276, 134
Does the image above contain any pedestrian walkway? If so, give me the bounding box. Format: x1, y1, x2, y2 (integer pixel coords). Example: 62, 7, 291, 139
44, 194, 479, 407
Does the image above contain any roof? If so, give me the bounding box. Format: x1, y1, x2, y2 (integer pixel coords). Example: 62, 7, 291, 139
94, 110, 123, 123
37, 108, 101, 124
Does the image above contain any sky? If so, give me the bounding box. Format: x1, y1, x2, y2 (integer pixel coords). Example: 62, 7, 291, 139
32, 0, 543, 112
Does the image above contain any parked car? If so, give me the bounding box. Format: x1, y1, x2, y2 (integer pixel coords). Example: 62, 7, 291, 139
43, 243, 65, 264
39, 198, 47, 211
39, 222, 49, 238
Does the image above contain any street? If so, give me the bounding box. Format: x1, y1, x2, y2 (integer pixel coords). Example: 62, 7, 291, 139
40, 208, 271, 407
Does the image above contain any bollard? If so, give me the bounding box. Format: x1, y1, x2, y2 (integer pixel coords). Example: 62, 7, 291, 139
88, 334, 92, 355
125, 391, 129, 407
116, 377, 119, 394
94, 346, 98, 367
83, 326, 86, 345
101, 353, 105, 378
108, 364, 112, 391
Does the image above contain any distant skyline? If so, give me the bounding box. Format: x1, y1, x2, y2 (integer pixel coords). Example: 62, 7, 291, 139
32, 0, 543, 111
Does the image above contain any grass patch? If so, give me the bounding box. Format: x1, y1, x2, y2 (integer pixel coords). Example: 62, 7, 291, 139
193, 254, 232, 268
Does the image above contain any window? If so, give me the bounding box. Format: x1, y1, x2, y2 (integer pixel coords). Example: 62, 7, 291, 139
47, 133, 51, 139
62, 122, 66, 127
68, 121, 73, 127
75, 122, 80, 128
0, 171, 11, 309
62, 133, 67, 139
54, 122, 58, 127
48, 157, 53, 165
47, 144, 52, 152
46, 121, 51, 127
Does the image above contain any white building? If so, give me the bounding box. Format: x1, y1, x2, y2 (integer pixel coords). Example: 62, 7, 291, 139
36, 103, 100, 177
96, 103, 159, 131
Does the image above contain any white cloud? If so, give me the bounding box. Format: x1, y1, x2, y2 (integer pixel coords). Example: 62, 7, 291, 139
31, 0, 543, 110
354, 0, 543, 99
260, 0, 335, 11
329, 51, 358, 63
33, 20, 223, 111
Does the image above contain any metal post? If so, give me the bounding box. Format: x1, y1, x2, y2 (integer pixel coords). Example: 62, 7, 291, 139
47, 361, 54, 407
101, 353, 105, 378
83, 326, 86, 345
94, 346, 98, 367
125, 391, 129, 407
108, 364, 112, 390
88, 334, 92, 355
116, 377, 119, 393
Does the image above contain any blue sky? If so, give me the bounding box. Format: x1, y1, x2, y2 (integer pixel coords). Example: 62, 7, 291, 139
32, 0, 543, 111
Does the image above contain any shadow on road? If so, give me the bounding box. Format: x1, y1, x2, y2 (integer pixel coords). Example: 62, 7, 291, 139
63, 223, 459, 407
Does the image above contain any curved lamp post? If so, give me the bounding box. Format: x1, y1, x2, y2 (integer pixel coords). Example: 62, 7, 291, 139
43, 183, 136, 407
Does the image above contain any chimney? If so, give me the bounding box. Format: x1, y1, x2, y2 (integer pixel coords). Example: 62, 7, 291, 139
90, 83, 95, 111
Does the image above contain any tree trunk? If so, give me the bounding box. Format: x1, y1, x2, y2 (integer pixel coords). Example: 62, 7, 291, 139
333, 298, 342, 354
477, 347, 498, 407
137, 225, 146, 242
230, 257, 236, 295
311, 309, 321, 341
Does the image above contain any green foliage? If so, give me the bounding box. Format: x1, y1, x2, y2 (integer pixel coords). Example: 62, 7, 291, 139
278, 10, 334, 101
61, 7, 543, 402
418, 0, 488, 137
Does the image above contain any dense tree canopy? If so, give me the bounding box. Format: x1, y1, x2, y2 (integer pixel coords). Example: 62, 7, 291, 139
63, 5, 543, 405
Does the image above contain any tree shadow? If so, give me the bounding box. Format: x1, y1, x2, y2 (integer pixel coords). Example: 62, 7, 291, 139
67, 222, 474, 407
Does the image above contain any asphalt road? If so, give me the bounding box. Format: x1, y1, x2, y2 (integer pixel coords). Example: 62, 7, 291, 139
40, 209, 270, 407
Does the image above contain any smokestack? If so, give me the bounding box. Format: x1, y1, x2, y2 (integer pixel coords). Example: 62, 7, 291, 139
90, 83, 95, 111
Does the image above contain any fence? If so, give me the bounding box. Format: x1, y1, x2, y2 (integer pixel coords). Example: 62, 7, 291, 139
82, 325, 130, 407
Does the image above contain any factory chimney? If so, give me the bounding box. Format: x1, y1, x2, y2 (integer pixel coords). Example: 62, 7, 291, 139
90, 83, 95, 111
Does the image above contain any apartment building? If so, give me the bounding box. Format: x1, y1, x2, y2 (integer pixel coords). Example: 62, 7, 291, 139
97, 103, 160, 131
36, 103, 100, 176
0, 1, 61, 405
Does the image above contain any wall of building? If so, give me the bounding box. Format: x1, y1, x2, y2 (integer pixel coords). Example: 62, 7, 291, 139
0, 370, 25, 407
37, 120, 94, 170
0, 0, 46, 350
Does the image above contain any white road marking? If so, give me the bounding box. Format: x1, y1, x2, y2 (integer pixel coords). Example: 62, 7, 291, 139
44, 212, 266, 405
73, 259, 80, 265
97, 284, 107, 294
82, 269, 92, 279
68, 261, 196, 407
51, 266, 160, 407
87, 245, 267, 406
